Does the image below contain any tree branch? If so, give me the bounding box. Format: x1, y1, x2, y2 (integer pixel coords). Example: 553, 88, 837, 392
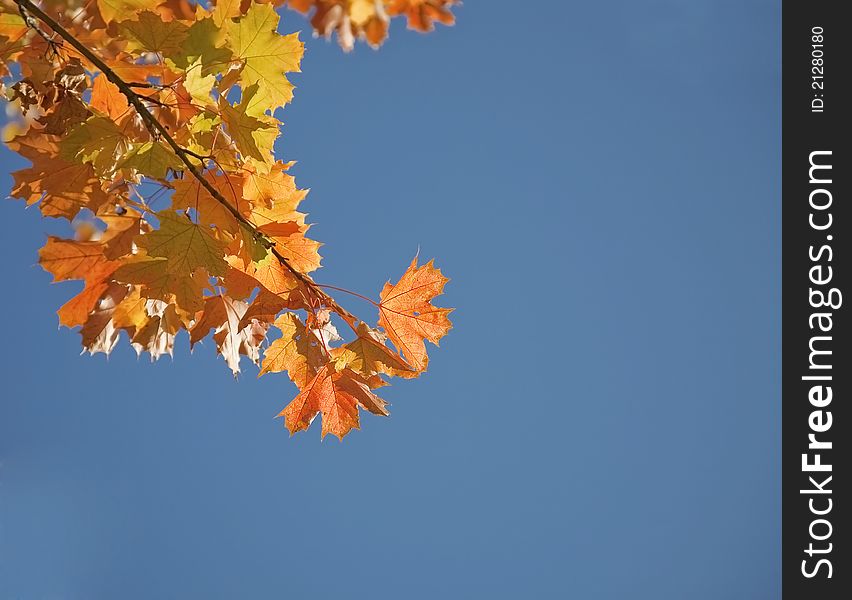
14, 0, 358, 324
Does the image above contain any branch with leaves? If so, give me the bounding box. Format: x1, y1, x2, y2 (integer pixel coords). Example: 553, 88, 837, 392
0, 0, 455, 439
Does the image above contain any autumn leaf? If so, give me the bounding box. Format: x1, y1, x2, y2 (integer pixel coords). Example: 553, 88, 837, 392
60, 116, 130, 176
36, 92, 90, 136
226, 253, 300, 296
170, 171, 245, 234
225, 2, 304, 114
38, 237, 116, 282
219, 83, 279, 170
56, 261, 122, 328
335, 321, 416, 379
190, 295, 269, 375
118, 11, 190, 56
242, 162, 307, 215
138, 210, 229, 276
97, 0, 163, 25
259, 312, 327, 388
278, 364, 389, 439
284, 0, 458, 50
9, 143, 111, 219
211, 0, 243, 27
174, 16, 233, 75
79, 283, 131, 356
37, 236, 122, 327
387, 0, 458, 32
113, 255, 209, 314
120, 141, 183, 179
130, 299, 181, 360
238, 288, 294, 326
98, 206, 144, 260
90, 75, 130, 121
378, 256, 453, 371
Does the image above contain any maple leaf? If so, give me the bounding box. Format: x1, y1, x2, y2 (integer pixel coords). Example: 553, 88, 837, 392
38, 237, 116, 282
226, 253, 300, 296
190, 295, 269, 375
219, 83, 279, 170
79, 283, 131, 356
97, 206, 144, 260
119, 141, 183, 179
278, 363, 389, 439
378, 256, 453, 371
334, 321, 416, 379
238, 288, 292, 326
176, 17, 233, 74
113, 255, 210, 314
241, 162, 306, 213
211, 0, 244, 27
38, 236, 122, 327
56, 261, 123, 328
131, 299, 181, 360
96, 0, 164, 25
387, 0, 457, 32
90, 75, 130, 121
36, 92, 90, 136
270, 227, 322, 273
9, 137, 111, 219
118, 11, 190, 56
285, 0, 457, 50
171, 171, 246, 234
259, 312, 327, 388
60, 116, 131, 176
225, 2, 304, 114
306, 308, 342, 350
138, 210, 229, 276
111, 287, 150, 334
240, 165, 321, 274
291, 0, 389, 52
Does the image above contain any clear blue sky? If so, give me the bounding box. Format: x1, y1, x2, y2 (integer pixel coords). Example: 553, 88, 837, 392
0, 1, 780, 598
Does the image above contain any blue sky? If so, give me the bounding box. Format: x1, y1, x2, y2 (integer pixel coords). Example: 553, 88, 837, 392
0, 1, 780, 598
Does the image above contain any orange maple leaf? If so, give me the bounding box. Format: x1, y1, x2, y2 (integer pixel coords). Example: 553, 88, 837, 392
387, 0, 457, 32
377, 256, 453, 371
278, 364, 389, 439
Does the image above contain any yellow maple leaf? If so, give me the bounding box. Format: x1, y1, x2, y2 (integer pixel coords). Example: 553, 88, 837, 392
334, 322, 416, 379
219, 83, 279, 171
225, 2, 304, 115
260, 312, 328, 386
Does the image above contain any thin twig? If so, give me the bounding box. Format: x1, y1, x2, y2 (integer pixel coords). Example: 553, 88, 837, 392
315, 284, 379, 307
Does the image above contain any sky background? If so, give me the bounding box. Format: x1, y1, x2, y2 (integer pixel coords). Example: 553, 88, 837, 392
0, 1, 781, 598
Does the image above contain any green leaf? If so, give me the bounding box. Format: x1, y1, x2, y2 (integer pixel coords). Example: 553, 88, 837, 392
138, 210, 229, 276
120, 141, 183, 179
118, 11, 189, 56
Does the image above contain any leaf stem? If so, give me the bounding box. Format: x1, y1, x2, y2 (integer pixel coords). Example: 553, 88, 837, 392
315, 284, 379, 307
